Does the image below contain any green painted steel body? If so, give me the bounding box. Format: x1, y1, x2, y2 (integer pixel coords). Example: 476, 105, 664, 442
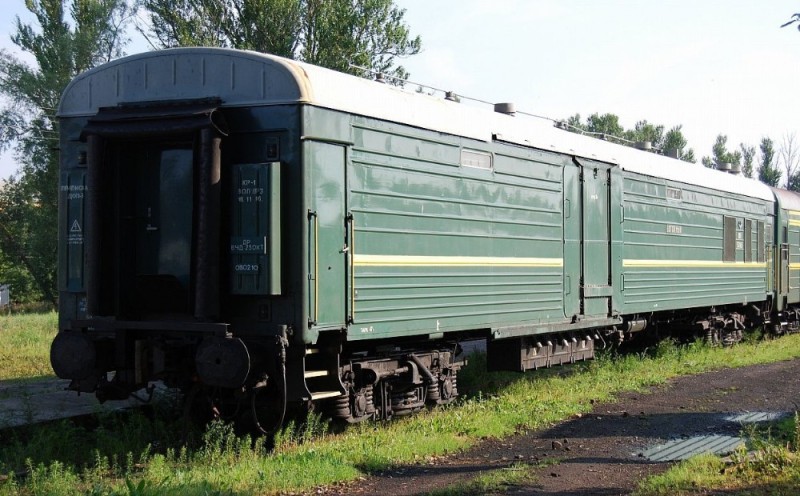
769, 188, 800, 309
620, 173, 772, 313
348, 122, 565, 339
54, 48, 800, 414
56, 100, 779, 345
54, 49, 783, 354
301, 106, 775, 344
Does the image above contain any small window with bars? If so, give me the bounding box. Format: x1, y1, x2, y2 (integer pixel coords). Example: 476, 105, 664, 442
744, 219, 753, 262
460, 149, 492, 170
723, 216, 737, 262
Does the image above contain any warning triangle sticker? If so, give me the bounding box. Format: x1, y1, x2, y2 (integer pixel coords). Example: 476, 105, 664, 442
70, 220, 82, 233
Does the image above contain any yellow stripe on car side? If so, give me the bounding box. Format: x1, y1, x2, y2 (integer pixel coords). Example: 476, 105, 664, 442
788, 210, 800, 226
623, 259, 767, 268
353, 255, 563, 267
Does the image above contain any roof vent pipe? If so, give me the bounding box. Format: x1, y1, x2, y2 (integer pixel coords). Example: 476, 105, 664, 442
445, 91, 460, 102
665, 148, 679, 159
374, 72, 386, 84
716, 162, 732, 172
728, 163, 742, 175
634, 141, 652, 151
494, 102, 516, 116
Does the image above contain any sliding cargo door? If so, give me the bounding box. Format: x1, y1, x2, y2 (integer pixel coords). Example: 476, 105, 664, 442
563, 162, 581, 319
307, 141, 348, 329
579, 159, 614, 317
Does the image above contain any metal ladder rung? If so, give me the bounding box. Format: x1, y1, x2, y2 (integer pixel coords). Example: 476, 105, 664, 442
310, 390, 342, 400
304, 370, 328, 378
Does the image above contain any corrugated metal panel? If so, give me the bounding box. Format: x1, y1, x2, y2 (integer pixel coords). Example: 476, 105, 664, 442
620, 172, 769, 313
347, 117, 565, 337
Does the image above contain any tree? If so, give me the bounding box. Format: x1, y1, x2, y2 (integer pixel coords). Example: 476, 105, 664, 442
584, 112, 624, 137
663, 125, 696, 163
624, 120, 664, 147
779, 133, 800, 191
758, 137, 782, 187
562, 113, 695, 163
141, 0, 422, 81
701, 134, 741, 169
0, 0, 132, 303
739, 143, 756, 179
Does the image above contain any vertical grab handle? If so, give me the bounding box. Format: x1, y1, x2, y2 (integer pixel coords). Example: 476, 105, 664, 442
348, 213, 355, 323
307, 209, 318, 326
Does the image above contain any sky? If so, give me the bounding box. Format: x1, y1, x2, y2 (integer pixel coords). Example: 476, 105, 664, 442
0, 0, 799, 179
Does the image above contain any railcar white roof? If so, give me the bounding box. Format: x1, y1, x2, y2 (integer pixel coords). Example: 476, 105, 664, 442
771, 187, 800, 211
59, 47, 774, 202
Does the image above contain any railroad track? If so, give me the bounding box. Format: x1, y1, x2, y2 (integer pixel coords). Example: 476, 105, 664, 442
1, 341, 489, 430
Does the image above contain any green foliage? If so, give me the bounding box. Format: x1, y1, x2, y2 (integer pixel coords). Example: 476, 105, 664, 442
634, 453, 728, 495
586, 112, 624, 137
0, 0, 133, 303
141, 0, 422, 81
740, 143, 756, 178
426, 462, 542, 496
0, 240, 42, 304
701, 134, 742, 170
563, 113, 695, 163
625, 120, 664, 146
759, 137, 782, 187
662, 125, 696, 163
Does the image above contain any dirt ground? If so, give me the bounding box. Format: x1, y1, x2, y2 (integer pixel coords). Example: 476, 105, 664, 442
331, 358, 800, 496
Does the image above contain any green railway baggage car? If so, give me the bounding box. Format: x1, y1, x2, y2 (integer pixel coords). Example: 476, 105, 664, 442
51, 48, 792, 426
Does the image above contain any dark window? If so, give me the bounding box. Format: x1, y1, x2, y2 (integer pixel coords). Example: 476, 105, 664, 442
744, 219, 753, 262
757, 221, 765, 263
723, 216, 737, 262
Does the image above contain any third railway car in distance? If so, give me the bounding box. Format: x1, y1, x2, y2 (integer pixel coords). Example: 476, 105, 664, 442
51, 48, 800, 428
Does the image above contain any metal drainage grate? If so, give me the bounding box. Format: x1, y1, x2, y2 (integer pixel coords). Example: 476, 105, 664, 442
640, 435, 744, 462
725, 411, 788, 424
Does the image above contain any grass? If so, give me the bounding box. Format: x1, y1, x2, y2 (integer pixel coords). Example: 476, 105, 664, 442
0, 312, 57, 381
424, 461, 546, 496
1, 319, 800, 494
636, 413, 800, 495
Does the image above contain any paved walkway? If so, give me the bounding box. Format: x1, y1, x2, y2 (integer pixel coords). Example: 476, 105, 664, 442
0, 377, 149, 428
